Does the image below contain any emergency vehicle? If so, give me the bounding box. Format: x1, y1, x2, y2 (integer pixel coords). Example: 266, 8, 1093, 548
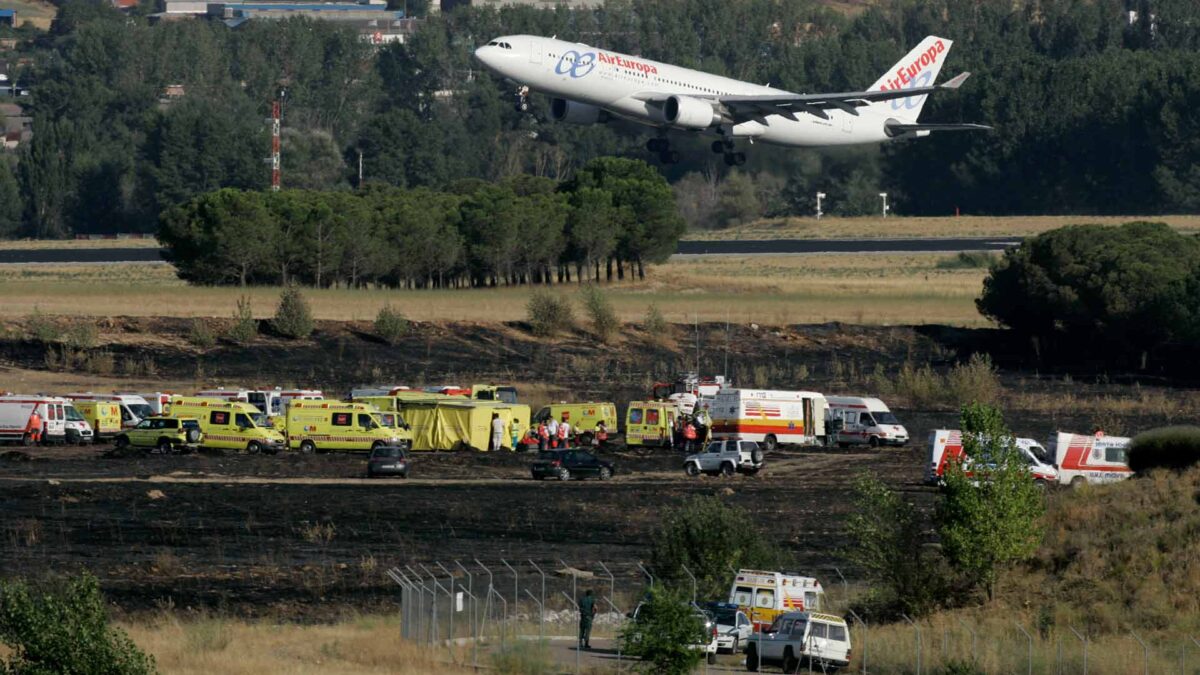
285, 401, 409, 453
709, 389, 828, 451
62, 401, 95, 445
402, 400, 526, 451
134, 392, 174, 415
534, 403, 618, 444
1051, 431, 1132, 487
926, 429, 1058, 486
651, 373, 728, 401
624, 400, 678, 447
66, 393, 153, 429
826, 396, 909, 447
167, 397, 285, 454
0, 395, 67, 445
72, 400, 122, 439
728, 569, 825, 632
195, 388, 323, 417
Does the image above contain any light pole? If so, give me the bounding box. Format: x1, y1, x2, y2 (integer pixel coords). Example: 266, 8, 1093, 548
879, 192, 889, 218
815, 192, 826, 220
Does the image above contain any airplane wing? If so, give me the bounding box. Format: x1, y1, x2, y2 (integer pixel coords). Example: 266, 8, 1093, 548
717, 72, 972, 122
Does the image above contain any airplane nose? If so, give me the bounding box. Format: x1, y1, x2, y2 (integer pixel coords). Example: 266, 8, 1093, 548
474, 46, 492, 66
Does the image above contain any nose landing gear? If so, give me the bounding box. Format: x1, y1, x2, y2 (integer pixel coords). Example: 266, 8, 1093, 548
514, 85, 530, 112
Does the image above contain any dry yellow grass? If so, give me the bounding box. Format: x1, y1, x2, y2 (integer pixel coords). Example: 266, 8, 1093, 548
0, 238, 161, 250
122, 614, 471, 675
0, 254, 990, 327
682, 214, 1200, 240
0, 0, 56, 30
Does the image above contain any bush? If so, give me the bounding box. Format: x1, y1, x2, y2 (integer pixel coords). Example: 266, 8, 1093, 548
579, 284, 619, 343
619, 585, 705, 675
26, 307, 59, 343
488, 640, 555, 675
273, 287, 314, 339
526, 290, 574, 338
1127, 426, 1200, 473
374, 304, 409, 345
644, 304, 668, 334
63, 322, 99, 350
946, 353, 1002, 406
187, 318, 217, 349
0, 574, 156, 674
225, 296, 257, 344
936, 251, 996, 270
650, 495, 786, 601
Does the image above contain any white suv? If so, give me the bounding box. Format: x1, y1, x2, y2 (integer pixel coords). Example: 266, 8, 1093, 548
684, 440, 764, 477
745, 611, 852, 672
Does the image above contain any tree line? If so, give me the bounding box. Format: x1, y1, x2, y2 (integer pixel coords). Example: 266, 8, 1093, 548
2, 0, 1200, 239
159, 157, 685, 288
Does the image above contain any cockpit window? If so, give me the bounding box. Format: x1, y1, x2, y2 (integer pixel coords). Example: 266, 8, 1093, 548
487, 41, 498, 46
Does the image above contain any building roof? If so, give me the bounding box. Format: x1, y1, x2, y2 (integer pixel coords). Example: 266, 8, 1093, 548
0, 9, 16, 17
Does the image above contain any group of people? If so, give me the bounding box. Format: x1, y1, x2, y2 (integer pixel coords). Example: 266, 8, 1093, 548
672, 409, 711, 453
528, 416, 610, 451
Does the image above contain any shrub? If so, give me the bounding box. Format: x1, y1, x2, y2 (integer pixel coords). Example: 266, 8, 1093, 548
187, 318, 217, 349
619, 585, 705, 675
489, 640, 555, 675
26, 307, 59, 343
936, 251, 996, 270
526, 290, 574, 338
644, 304, 668, 334
374, 304, 409, 345
891, 361, 941, 408
273, 287, 314, 339
1127, 426, 1200, 473
0, 574, 156, 674
946, 353, 1002, 406
226, 296, 257, 344
63, 322, 99, 350
579, 284, 619, 343
651, 495, 786, 601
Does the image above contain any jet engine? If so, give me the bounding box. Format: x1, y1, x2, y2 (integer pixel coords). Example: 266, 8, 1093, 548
664, 95, 721, 129
550, 98, 606, 124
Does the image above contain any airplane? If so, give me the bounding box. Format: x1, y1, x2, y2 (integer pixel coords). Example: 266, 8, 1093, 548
474, 34, 990, 166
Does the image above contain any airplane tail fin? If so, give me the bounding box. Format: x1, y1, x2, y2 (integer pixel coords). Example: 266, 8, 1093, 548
868, 36, 953, 122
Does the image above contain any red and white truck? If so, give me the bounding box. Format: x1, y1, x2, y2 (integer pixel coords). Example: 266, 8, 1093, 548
926, 429, 1058, 486
1050, 431, 1132, 487
0, 395, 68, 445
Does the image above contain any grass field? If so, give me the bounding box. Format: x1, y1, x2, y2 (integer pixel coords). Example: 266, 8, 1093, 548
0, 238, 161, 250
681, 214, 1200, 240
0, 254, 992, 326
1, 0, 56, 30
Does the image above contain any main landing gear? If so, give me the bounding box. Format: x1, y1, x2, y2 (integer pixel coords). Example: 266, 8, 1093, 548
711, 139, 746, 166
647, 137, 679, 164
514, 85, 530, 113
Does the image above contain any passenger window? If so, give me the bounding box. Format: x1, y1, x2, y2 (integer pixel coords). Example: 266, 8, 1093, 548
828, 625, 847, 641
805, 591, 817, 609
629, 408, 643, 425
647, 409, 660, 425
860, 413, 875, 426
333, 413, 352, 427
1105, 447, 1126, 463
810, 622, 828, 639
210, 411, 229, 425
790, 620, 807, 639
358, 414, 374, 429
235, 414, 253, 428
733, 586, 753, 606
780, 619, 793, 634
755, 588, 774, 608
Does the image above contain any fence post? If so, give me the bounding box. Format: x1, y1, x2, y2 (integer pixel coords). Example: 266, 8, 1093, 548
560, 559, 578, 610
1015, 621, 1033, 675
681, 564, 697, 605
834, 567, 849, 610
460, 588, 478, 669
405, 565, 427, 643
454, 561, 475, 654
956, 616, 976, 665
1069, 625, 1088, 675
902, 614, 922, 675
1129, 631, 1148, 675
529, 559, 546, 640
501, 559, 518, 626
436, 562, 456, 643
597, 560, 616, 608
603, 596, 625, 673
637, 562, 654, 588
846, 608, 867, 675
561, 591, 581, 674
386, 568, 413, 640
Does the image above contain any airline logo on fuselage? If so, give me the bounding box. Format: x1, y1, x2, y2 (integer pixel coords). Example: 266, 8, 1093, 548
555, 50, 596, 78
597, 52, 659, 75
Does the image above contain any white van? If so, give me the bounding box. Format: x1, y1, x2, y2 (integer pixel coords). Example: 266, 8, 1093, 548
195, 388, 323, 416
926, 429, 1058, 487
746, 611, 852, 672
58, 399, 94, 445
1050, 432, 1132, 487
826, 396, 908, 447
0, 395, 68, 444
134, 392, 174, 415
709, 389, 828, 451
66, 393, 153, 429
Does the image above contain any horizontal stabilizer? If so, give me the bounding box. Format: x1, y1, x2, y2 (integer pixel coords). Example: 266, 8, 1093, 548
885, 121, 993, 137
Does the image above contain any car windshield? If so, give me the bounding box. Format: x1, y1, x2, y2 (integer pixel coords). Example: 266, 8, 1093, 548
373, 447, 402, 459
65, 406, 84, 422
251, 413, 270, 427
127, 403, 154, 420
874, 411, 900, 424
711, 608, 737, 625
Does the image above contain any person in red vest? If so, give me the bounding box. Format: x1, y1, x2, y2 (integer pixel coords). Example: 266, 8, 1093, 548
537, 420, 550, 451
683, 418, 698, 453
593, 421, 608, 447
27, 409, 42, 445
557, 414, 571, 448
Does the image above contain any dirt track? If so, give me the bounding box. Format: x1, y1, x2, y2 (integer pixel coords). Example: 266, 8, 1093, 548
0, 443, 932, 620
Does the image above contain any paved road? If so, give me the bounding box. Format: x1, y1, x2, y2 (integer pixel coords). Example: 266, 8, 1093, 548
676, 236, 1022, 255
0, 237, 1021, 265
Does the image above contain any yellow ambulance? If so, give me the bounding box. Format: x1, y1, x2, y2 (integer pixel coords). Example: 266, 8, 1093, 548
624, 400, 678, 447
534, 403, 618, 444
167, 397, 285, 454
285, 401, 411, 453
72, 400, 122, 440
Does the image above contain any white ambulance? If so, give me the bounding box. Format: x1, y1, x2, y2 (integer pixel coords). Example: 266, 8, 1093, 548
66, 393, 153, 429
826, 396, 909, 447
134, 392, 174, 415
709, 389, 827, 451
1050, 432, 1132, 487
926, 429, 1058, 486
194, 388, 323, 417
0, 395, 68, 444
728, 569, 825, 632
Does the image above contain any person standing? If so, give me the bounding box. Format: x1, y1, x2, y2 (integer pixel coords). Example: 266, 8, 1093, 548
547, 416, 560, 449
683, 418, 698, 453
27, 409, 42, 445
490, 413, 505, 452
557, 415, 571, 448
537, 420, 550, 451
594, 420, 608, 447
578, 589, 597, 650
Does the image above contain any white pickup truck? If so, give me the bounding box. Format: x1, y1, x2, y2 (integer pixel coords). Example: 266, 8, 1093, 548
684, 440, 764, 477
745, 611, 852, 672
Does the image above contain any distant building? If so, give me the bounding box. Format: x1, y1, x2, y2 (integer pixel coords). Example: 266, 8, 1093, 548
1, 101, 30, 151
155, 0, 417, 44
0, 9, 15, 27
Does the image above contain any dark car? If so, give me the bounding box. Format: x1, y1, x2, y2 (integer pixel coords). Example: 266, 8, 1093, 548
367, 445, 410, 478
530, 448, 614, 481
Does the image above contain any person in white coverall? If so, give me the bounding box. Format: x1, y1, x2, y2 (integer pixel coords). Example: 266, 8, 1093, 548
490, 413, 505, 451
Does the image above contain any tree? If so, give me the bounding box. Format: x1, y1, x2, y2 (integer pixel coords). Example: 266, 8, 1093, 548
0, 574, 156, 674
937, 402, 1045, 601
712, 171, 762, 229
618, 585, 705, 675
650, 495, 787, 602
272, 286, 314, 338
0, 160, 22, 238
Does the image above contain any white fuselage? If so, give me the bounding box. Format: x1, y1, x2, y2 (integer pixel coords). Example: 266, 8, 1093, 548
474, 35, 897, 148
